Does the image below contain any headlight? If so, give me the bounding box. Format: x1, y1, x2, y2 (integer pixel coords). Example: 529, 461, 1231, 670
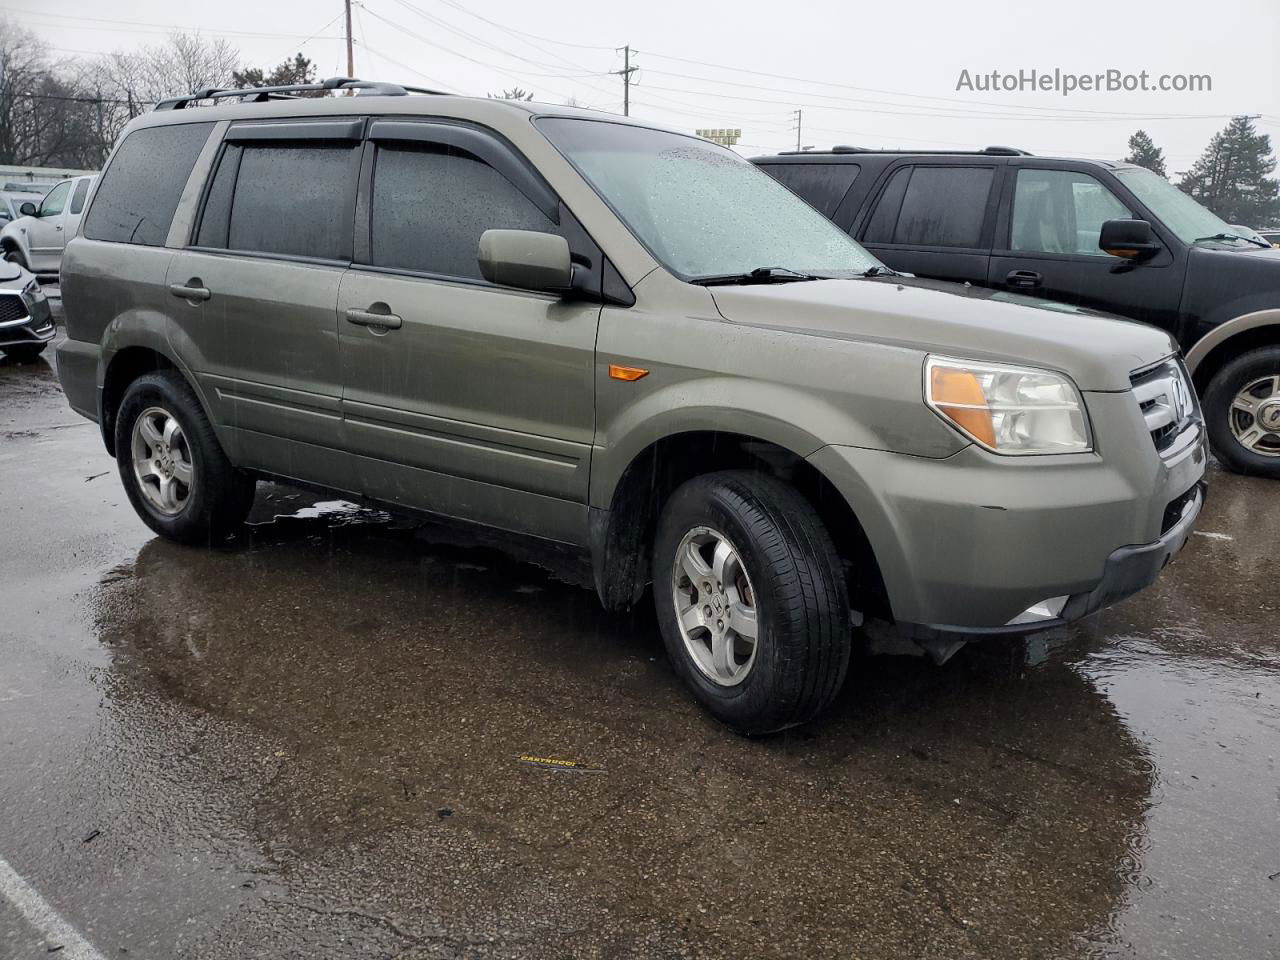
925, 355, 1092, 455
20, 279, 44, 306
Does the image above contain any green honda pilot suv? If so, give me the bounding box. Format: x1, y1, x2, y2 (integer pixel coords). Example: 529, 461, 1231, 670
56, 78, 1206, 734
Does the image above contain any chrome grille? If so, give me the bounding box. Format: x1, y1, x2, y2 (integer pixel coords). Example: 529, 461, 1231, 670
1131, 358, 1197, 454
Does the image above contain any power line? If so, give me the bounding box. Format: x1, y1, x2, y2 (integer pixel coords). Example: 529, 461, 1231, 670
3, 5, 333, 41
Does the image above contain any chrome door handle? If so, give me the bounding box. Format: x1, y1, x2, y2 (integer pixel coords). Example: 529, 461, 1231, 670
345, 308, 402, 330
168, 282, 211, 301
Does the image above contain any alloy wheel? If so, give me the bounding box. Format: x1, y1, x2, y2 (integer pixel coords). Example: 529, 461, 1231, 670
1229, 375, 1280, 458
130, 406, 194, 515
670, 526, 760, 686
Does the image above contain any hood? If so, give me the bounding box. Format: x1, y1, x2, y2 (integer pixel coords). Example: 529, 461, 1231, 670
706, 275, 1177, 392
0, 258, 29, 287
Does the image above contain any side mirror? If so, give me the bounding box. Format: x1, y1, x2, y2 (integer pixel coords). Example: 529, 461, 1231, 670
478, 229, 572, 294
18, 202, 37, 217
1099, 219, 1160, 260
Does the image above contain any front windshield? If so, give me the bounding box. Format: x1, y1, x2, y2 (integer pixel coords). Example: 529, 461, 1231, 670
1113, 165, 1239, 245
537, 118, 881, 280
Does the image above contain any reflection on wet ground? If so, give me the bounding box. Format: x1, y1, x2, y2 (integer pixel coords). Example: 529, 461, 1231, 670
2, 349, 1278, 958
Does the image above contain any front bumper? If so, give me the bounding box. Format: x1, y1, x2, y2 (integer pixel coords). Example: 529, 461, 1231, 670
901, 480, 1205, 641
809, 405, 1207, 637
0, 295, 55, 348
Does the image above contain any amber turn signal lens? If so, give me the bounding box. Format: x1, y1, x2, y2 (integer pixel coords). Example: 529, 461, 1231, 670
929, 366, 996, 447
608, 364, 649, 381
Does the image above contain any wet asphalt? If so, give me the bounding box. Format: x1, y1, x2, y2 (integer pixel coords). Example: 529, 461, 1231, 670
1, 333, 1277, 959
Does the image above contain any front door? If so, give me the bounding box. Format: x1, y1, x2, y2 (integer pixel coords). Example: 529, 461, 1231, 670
339, 122, 599, 545
25, 180, 71, 272
989, 165, 1182, 332
167, 120, 365, 491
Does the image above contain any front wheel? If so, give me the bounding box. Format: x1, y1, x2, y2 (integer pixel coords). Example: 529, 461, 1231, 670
115, 371, 256, 544
652, 470, 851, 735
1202, 346, 1280, 478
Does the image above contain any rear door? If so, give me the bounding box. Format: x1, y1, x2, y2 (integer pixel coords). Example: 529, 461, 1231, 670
854, 161, 1001, 284
988, 163, 1182, 330
166, 118, 363, 490
337, 119, 600, 544
25, 179, 72, 271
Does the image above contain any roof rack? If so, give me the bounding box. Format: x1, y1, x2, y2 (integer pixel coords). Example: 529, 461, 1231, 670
775, 145, 1033, 157
154, 76, 451, 111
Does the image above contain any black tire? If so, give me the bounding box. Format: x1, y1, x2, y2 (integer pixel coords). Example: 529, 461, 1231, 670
115, 370, 256, 545
1202, 346, 1280, 478
2, 247, 26, 268
1, 343, 47, 362
652, 470, 851, 735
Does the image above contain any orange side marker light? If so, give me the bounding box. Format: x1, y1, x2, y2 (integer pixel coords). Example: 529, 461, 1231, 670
609, 364, 649, 382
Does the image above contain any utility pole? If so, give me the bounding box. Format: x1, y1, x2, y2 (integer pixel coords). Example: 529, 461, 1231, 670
613, 45, 638, 116
344, 0, 355, 78
793, 109, 802, 151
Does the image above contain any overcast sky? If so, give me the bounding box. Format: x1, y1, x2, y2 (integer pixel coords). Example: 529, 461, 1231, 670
9, 0, 1280, 172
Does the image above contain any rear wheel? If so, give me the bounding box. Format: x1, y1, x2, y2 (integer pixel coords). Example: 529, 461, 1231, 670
1203, 346, 1280, 478
1, 343, 47, 362
115, 371, 256, 544
652, 470, 851, 735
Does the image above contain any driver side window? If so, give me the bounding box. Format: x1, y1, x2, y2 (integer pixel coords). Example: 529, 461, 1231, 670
1011, 169, 1131, 256
39, 181, 71, 218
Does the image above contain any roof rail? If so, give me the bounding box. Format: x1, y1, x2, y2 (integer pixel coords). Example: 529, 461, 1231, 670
154, 76, 451, 111
774, 144, 1033, 157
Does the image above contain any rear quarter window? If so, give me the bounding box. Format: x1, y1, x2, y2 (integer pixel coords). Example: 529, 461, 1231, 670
759, 163, 861, 219
83, 122, 213, 246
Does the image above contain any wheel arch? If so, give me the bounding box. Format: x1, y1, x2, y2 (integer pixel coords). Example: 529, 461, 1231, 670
1186, 309, 1280, 392
100, 344, 214, 458
588, 430, 891, 623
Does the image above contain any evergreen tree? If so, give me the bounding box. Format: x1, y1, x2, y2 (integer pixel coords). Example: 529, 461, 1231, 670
1178, 116, 1280, 225
1123, 129, 1167, 177
232, 54, 316, 92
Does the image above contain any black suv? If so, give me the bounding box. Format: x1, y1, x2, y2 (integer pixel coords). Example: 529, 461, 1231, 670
754, 147, 1280, 477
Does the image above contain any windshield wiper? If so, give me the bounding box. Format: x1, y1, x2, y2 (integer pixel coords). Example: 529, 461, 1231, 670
860, 265, 900, 277
1193, 232, 1271, 249
690, 266, 824, 286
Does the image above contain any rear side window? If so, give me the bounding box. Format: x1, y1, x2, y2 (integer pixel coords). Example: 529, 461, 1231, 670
197, 142, 359, 261
83, 122, 213, 246
368, 144, 558, 280
69, 178, 90, 215
863, 165, 993, 248
759, 163, 860, 218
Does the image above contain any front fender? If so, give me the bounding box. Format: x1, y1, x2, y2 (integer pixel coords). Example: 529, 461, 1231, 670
0, 219, 34, 263
1185, 307, 1280, 376
590, 377, 842, 508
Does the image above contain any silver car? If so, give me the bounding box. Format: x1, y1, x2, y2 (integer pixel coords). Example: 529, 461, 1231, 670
0, 175, 97, 275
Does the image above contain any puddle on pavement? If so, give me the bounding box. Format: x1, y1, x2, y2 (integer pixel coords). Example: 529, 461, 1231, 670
85, 488, 1161, 958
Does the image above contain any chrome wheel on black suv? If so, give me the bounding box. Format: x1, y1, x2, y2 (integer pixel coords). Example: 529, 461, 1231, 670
653, 470, 851, 735
1204, 347, 1280, 477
